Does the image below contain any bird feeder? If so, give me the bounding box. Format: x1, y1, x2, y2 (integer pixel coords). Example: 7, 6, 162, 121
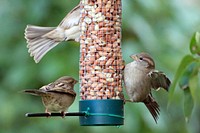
79, 0, 124, 126
25, 0, 124, 126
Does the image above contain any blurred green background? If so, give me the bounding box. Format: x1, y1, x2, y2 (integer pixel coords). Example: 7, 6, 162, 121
0, 0, 200, 133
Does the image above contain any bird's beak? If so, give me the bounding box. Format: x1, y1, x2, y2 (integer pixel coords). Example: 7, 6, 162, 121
130, 54, 138, 61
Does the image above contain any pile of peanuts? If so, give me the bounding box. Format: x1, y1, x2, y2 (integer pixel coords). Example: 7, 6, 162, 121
79, 0, 124, 100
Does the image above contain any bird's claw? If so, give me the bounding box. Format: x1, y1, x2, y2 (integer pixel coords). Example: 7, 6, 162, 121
45, 109, 51, 118
61, 111, 65, 118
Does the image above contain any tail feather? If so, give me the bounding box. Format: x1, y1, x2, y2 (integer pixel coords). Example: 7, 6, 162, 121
22, 89, 47, 96
25, 25, 55, 39
34, 41, 58, 62
25, 25, 59, 63
143, 95, 160, 123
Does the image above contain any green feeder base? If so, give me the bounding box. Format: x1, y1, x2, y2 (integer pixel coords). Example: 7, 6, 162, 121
79, 99, 124, 126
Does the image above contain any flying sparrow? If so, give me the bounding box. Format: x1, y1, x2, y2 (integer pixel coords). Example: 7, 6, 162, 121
24, 3, 80, 63
124, 52, 170, 123
23, 76, 78, 117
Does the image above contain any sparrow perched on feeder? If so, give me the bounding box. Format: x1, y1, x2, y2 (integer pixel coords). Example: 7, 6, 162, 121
124, 52, 170, 123
23, 76, 78, 117
24, 3, 80, 63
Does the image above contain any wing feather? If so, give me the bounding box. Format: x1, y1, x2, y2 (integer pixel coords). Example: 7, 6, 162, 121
148, 70, 171, 91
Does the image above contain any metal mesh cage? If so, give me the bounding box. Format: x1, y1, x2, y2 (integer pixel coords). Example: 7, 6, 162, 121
79, 0, 124, 100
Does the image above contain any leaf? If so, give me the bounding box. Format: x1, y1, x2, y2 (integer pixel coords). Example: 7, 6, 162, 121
179, 63, 196, 90
189, 65, 199, 102
179, 62, 199, 122
168, 55, 196, 106
183, 88, 194, 122
190, 32, 200, 55
179, 69, 191, 90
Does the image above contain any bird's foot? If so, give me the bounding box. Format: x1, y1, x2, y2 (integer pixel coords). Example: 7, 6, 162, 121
45, 109, 51, 118
61, 111, 65, 118
125, 99, 132, 103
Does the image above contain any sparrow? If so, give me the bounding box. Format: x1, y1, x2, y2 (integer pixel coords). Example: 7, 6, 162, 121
23, 76, 78, 117
124, 52, 170, 123
24, 3, 80, 63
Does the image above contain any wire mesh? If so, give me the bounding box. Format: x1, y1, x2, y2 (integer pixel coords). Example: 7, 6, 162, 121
79, 0, 124, 100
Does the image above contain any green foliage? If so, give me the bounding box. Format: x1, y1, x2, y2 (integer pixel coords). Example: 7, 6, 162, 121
169, 32, 200, 122
168, 55, 196, 100
183, 88, 194, 122
190, 32, 200, 55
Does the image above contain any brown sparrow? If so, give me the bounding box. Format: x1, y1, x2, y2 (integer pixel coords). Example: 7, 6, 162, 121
23, 76, 78, 117
25, 3, 80, 63
124, 52, 170, 123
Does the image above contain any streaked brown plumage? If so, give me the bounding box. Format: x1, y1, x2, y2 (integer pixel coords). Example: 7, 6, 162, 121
124, 52, 170, 123
23, 76, 78, 117
24, 3, 80, 63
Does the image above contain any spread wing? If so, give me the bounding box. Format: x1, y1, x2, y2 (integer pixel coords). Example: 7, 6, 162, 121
148, 70, 171, 91
58, 4, 80, 28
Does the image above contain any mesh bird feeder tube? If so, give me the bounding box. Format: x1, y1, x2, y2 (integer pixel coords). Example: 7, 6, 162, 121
79, 0, 124, 126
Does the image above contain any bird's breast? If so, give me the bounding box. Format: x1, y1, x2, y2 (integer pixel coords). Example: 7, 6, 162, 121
124, 63, 151, 102
42, 93, 75, 112
64, 25, 80, 41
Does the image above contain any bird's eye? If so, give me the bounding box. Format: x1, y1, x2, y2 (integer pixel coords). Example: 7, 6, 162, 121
139, 57, 143, 60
